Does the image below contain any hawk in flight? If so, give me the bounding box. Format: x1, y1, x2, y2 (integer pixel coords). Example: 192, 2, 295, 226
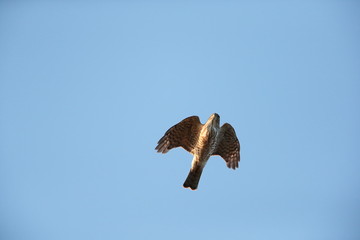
155, 113, 240, 190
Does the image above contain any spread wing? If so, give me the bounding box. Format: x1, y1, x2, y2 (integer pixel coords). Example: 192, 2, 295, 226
212, 123, 240, 169
155, 116, 203, 154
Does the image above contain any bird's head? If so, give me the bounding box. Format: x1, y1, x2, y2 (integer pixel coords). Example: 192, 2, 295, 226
206, 113, 220, 128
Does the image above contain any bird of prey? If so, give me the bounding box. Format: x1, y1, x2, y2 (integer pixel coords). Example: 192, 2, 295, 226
155, 113, 240, 190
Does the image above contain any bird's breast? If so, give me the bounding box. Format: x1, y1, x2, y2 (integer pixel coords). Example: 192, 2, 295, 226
194, 128, 218, 157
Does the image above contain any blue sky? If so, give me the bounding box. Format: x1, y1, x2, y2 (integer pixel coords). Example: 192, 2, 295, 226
0, 1, 359, 240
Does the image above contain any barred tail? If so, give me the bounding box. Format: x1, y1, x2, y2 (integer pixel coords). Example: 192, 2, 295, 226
183, 166, 203, 190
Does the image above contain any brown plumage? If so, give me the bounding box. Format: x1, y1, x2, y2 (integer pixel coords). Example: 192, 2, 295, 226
155, 113, 240, 190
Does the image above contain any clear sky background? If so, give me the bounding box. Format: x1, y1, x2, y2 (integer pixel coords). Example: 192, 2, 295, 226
0, 1, 359, 240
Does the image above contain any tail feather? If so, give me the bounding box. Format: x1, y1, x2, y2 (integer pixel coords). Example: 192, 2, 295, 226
183, 167, 203, 190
